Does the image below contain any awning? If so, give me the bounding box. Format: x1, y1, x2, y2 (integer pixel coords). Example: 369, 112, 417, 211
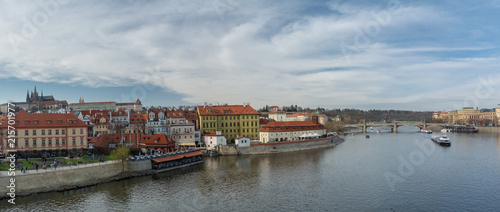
299, 134, 308, 138
178, 142, 197, 146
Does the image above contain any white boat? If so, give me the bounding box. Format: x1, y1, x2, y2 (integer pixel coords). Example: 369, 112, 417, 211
420, 128, 432, 134
431, 135, 451, 146
441, 128, 452, 133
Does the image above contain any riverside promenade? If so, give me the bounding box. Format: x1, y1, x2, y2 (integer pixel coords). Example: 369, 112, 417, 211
0, 160, 120, 177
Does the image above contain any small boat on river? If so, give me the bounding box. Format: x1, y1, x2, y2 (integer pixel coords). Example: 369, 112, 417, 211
431, 135, 451, 146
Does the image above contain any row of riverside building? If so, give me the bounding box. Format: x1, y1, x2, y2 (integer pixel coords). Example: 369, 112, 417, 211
0, 89, 330, 156
432, 106, 500, 126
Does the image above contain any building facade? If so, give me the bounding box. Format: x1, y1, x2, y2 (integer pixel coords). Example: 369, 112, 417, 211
259, 121, 326, 143
203, 131, 227, 149
0, 110, 88, 154
197, 104, 260, 141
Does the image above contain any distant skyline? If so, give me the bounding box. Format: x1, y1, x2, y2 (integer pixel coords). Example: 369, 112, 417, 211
2, 1, 500, 111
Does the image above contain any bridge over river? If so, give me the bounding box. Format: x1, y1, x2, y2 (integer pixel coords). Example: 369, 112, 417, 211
345, 121, 446, 133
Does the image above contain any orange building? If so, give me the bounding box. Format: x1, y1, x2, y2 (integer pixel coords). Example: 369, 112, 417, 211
0, 110, 88, 154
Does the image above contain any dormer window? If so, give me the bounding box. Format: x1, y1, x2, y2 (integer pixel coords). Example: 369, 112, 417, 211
34, 120, 38, 124
47, 120, 52, 124
58, 120, 62, 124
25, 121, 29, 125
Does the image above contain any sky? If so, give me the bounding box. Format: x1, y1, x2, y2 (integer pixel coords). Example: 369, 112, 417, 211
1, 0, 500, 111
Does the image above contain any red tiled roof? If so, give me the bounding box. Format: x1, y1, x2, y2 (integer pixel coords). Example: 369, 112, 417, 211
260, 118, 271, 125
111, 109, 128, 117
94, 133, 141, 148
140, 134, 175, 147
269, 108, 285, 114
88, 137, 98, 144
69, 101, 116, 105
1, 110, 87, 129
151, 151, 203, 163
203, 131, 224, 137
260, 121, 325, 132
129, 114, 147, 123
197, 105, 259, 116
80, 110, 110, 117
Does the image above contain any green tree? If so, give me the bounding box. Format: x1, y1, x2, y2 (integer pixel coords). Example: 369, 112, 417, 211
324, 120, 346, 133
111, 145, 130, 172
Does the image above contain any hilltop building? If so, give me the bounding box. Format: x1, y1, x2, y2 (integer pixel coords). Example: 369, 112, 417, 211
0, 86, 68, 113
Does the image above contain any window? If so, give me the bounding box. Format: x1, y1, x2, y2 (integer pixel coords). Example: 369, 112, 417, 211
41, 130, 45, 135
25, 121, 29, 125
33, 139, 36, 146
62, 139, 66, 145
33, 130, 37, 136
34, 120, 38, 124
48, 139, 52, 145
56, 139, 59, 145
48, 130, 52, 135
73, 138, 76, 145
25, 140, 29, 146
47, 120, 51, 124
80, 138, 83, 144
72, 129, 76, 134
62, 129, 65, 135
58, 120, 62, 124
42, 140, 46, 146
25, 130, 29, 136
80, 129, 83, 134
56, 129, 59, 135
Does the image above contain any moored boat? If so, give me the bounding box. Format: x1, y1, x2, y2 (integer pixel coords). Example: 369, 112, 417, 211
420, 128, 432, 134
431, 135, 451, 146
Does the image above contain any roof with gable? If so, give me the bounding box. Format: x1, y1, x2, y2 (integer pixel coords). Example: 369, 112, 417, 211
197, 105, 259, 116
139, 134, 175, 148
260, 121, 325, 133
1, 110, 88, 129
129, 113, 147, 124
111, 109, 128, 117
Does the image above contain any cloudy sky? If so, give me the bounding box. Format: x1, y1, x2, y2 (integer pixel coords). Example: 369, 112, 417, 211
1, 0, 500, 111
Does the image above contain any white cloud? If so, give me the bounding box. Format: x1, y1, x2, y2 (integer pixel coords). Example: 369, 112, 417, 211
1, 1, 500, 110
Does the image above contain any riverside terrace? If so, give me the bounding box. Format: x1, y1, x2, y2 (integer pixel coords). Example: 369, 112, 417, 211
0, 155, 112, 173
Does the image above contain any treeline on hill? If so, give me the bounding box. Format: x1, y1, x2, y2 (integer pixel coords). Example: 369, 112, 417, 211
322, 109, 434, 124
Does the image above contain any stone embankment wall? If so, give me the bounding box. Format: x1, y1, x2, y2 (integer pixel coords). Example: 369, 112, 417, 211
476, 126, 500, 133
218, 136, 344, 155
0, 160, 153, 198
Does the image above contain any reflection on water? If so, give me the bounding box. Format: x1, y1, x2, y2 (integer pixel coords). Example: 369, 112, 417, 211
2, 133, 500, 211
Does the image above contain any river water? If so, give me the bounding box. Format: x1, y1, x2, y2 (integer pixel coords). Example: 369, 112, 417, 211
2, 127, 500, 211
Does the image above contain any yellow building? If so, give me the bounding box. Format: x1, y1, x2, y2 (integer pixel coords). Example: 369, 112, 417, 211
197, 104, 260, 141
457, 107, 480, 124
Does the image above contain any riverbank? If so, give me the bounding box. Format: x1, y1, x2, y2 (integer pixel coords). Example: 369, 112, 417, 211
476, 126, 500, 134
217, 136, 344, 155
0, 160, 155, 199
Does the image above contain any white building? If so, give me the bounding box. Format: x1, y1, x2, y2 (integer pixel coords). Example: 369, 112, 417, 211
259, 121, 326, 143
268, 108, 286, 122
204, 131, 227, 149
235, 136, 251, 147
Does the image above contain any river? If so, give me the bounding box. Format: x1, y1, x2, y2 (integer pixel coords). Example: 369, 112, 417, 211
2, 128, 500, 211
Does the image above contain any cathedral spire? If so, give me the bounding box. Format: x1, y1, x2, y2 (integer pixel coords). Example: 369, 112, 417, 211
26, 90, 30, 102
34, 86, 37, 94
